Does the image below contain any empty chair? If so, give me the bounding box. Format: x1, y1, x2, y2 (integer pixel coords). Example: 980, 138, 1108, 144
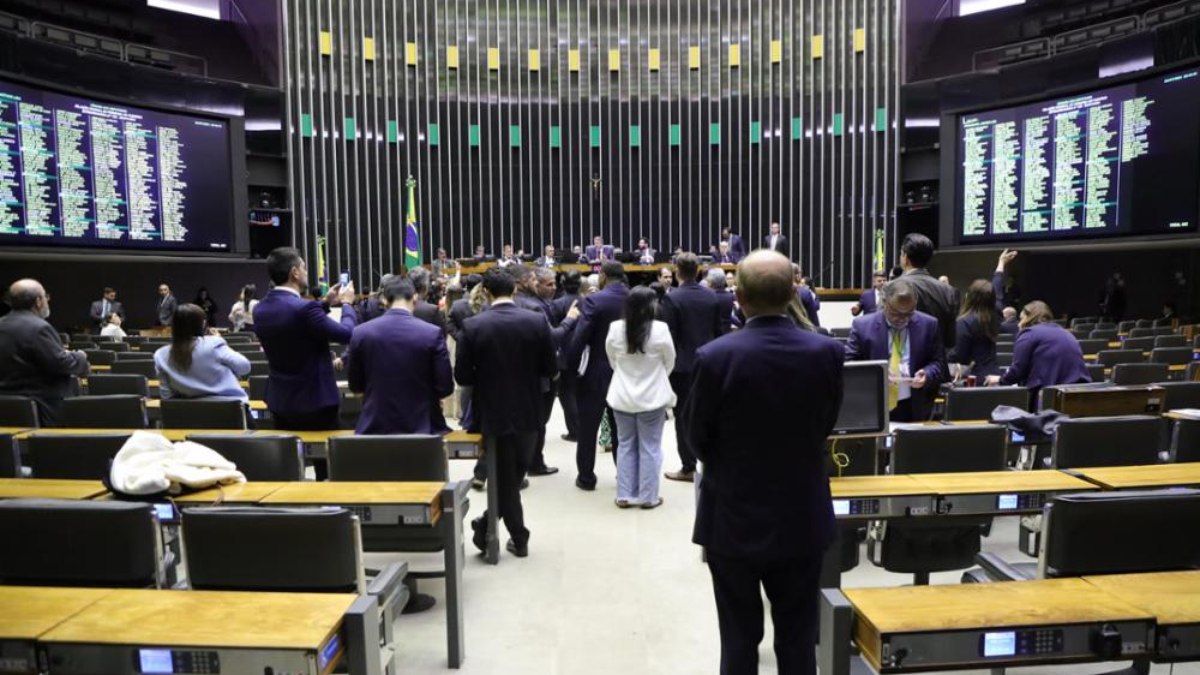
1118, 320, 1137, 333
1121, 336, 1156, 352
944, 386, 1031, 420
1050, 415, 1162, 468
248, 361, 270, 376
995, 352, 1013, 368
1076, 339, 1107, 356
111, 360, 158, 378
1088, 329, 1118, 341
1191, 361, 1200, 382
0, 395, 39, 427
104, 342, 131, 353
1069, 329, 1091, 340
69, 333, 93, 344
82, 349, 115, 366
1112, 363, 1170, 385
160, 399, 248, 430
1152, 346, 1194, 367
1159, 382, 1200, 412
123, 335, 148, 347
230, 343, 263, 354
1171, 419, 1200, 463
0, 433, 19, 478
244, 351, 268, 363
223, 334, 254, 344
1070, 317, 1096, 328
1156, 335, 1187, 348
248, 375, 268, 401
1094, 322, 1117, 331
59, 395, 148, 428
0, 499, 167, 587
85, 374, 149, 397
185, 434, 304, 480
1085, 363, 1106, 382
1136, 319, 1154, 328
1097, 349, 1145, 367
1129, 327, 1155, 337
26, 432, 131, 479
829, 327, 851, 339
115, 351, 155, 362
1194, 335, 1200, 349
1154, 326, 1176, 336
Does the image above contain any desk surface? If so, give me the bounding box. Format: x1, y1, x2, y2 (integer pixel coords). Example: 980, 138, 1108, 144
0, 478, 108, 500
262, 481, 443, 506
910, 470, 1095, 495
0, 587, 113, 640
40, 589, 356, 650
251, 429, 353, 443
844, 578, 1152, 634
444, 430, 482, 443
1072, 462, 1200, 489
22, 428, 249, 442
0, 427, 32, 436
171, 481, 289, 504
1165, 411, 1200, 422
829, 475, 928, 499
1086, 571, 1200, 626
146, 399, 267, 411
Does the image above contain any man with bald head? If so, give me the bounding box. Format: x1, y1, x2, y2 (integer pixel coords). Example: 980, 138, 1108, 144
685, 250, 844, 675
0, 279, 89, 426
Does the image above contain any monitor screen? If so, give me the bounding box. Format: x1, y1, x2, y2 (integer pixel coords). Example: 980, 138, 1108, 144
982, 631, 1017, 658
953, 65, 1200, 244
833, 361, 888, 435
0, 76, 234, 252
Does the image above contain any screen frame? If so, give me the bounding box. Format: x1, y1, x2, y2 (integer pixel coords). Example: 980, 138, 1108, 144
939, 57, 1200, 251
832, 360, 889, 435
0, 69, 248, 257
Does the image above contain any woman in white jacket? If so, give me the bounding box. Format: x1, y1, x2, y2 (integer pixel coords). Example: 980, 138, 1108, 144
605, 285, 676, 509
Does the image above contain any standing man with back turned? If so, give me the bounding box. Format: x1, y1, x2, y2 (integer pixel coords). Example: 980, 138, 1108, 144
898, 233, 958, 350
687, 250, 844, 675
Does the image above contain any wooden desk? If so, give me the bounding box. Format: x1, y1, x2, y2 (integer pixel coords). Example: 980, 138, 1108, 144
251, 429, 353, 444
0, 478, 108, 500
911, 470, 1095, 515
262, 481, 443, 526
22, 428, 250, 442
0, 586, 113, 672
828, 475, 933, 520
146, 398, 268, 411
172, 481, 289, 505
0, 427, 32, 437
88, 364, 111, 372
444, 430, 483, 459
1071, 462, 1200, 490
1086, 571, 1200, 662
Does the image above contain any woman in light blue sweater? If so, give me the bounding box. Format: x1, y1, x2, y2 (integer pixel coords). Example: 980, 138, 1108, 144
154, 304, 251, 401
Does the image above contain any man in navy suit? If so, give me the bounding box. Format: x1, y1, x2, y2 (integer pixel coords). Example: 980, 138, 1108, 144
852, 271, 887, 316
567, 260, 629, 490
763, 221, 788, 255
455, 268, 557, 558
844, 278, 947, 422
584, 235, 614, 262
347, 276, 452, 435
661, 253, 721, 483
720, 226, 745, 262
254, 247, 358, 436
408, 267, 447, 336
686, 250, 844, 675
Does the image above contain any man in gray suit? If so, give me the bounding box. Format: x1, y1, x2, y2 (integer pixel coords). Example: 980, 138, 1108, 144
0, 279, 89, 425
155, 283, 178, 326
898, 233, 959, 349
89, 287, 125, 332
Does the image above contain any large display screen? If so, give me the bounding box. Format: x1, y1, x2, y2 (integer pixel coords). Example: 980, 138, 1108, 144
954, 66, 1200, 244
0, 77, 233, 251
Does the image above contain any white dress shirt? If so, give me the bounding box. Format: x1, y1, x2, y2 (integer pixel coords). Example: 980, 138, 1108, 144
604, 320, 677, 413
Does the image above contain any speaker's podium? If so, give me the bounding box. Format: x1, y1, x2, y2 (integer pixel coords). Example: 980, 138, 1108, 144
1041, 384, 1165, 418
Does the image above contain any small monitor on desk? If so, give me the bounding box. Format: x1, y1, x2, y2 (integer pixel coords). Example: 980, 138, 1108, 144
832, 361, 888, 435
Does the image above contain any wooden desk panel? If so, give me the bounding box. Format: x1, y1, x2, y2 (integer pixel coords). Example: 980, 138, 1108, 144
0, 587, 113, 640
1086, 571, 1200, 626
40, 589, 355, 650
910, 470, 1095, 495
0, 478, 108, 500
262, 481, 443, 525
252, 429, 353, 444
829, 475, 927, 499
147, 399, 267, 411
172, 481, 289, 504
1073, 463, 1200, 489
0, 427, 32, 436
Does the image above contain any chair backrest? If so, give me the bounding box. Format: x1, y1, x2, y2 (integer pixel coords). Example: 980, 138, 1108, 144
1152, 347, 1194, 366
1051, 415, 1162, 468
248, 361, 270, 376
1172, 419, 1200, 463
1154, 326, 1176, 336
1135, 319, 1154, 328
1041, 489, 1200, 577
1194, 335, 1200, 349
1098, 349, 1145, 367
1191, 361, 1200, 382
1088, 329, 1118, 341
86, 374, 150, 397
123, 335, 147, 346
1121, 336, 1156, 352
0, 499, 163, 587
1094, 322, 1117, 331
26, 432, 131, 479
104, 342, 131, 353
1156, 335, 1187, 348
230, 343, 263, 354
1118, 320, 1137, 333
160, 399, 248, 430
0, 395, 39, 427
1112, 363, 1171, 386
0, 433, 19, 478
110, 360, 159, 378
891, 425, 1008, 474
115, 351, 155, 361
1129, 327, 1155, 337
82, 349, 115, 366
60, 395, 147, 429
247, 375, 269, 401
944, 387, 1031, 421
1070, 329, 1091, 341
1076, 339, 1107, 356
223, 334, 254, 343
328, 435, 448, 481
185, 434, 304, 480
1070, 317, 1096, 328
1157, 381, 1200, 412
244, 351, 269, 363
1085, 363, 1106, 383
830, 327, 851, 339
182, 506, 359, 593
996, 352, 1013, 368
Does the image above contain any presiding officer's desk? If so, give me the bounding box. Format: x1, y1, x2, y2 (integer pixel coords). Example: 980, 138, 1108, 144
37, 588, 359, 675
0, 478, 107, 500
1086, 571, 1200, 662
0, 586, 112, 674
820, 578, 1155, 675
1070, 462, 1200, 490
911, 470, 1095, 516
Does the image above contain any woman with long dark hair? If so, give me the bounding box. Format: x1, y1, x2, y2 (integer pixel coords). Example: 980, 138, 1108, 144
951, 278, 1001, 378
227, 284, 258, 332
604, 286, 676, 509
154, 303, 251, 401
193, 287, 218, 327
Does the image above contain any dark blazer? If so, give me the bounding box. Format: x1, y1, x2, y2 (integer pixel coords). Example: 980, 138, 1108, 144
687, 315, 843, 559
714, 251, 737, 265
999, 319, 1019, 336
413, 299, 447, 336
253, 289, 357, 416
551, 292, 580, 325
951, 314, 1000, 377
902, 269, 959, 349
763, 233, 788, 254
156, 294, 178, 326
713, 290, 736, 335
857, 288, 880, 314
447, 298, 476, 341
797, 287, 821, 327
567, 283, 629, 386
89, 299, 126, 328
727, 234, 745, 261
584, 244, 614, 262
660, 281, 721, 373
845, 309, 947, 420
347, 309, 452, 435
454, 303, 556, 436
361, 296, 387, 323
0, 309, 89, 426
999, 322, 1091, 392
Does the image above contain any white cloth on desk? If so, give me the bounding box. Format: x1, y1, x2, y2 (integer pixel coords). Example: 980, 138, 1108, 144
109, 430, 245, 495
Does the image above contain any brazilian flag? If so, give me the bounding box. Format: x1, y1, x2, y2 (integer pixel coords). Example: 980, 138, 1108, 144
405, 175, 421, 270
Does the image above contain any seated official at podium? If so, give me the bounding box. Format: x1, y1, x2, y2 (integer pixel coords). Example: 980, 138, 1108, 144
634, 238, 656, 264
851, 271, 887, 316
585, 235, 614, 262
985, 300, 1090, 394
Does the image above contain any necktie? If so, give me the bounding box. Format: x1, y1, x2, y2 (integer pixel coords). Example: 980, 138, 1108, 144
888, 329, 902, 411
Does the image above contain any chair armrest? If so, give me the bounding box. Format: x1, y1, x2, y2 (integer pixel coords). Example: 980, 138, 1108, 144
974, 552, 1031, 582
366, 561, 409, 614
443, 480, 471, 509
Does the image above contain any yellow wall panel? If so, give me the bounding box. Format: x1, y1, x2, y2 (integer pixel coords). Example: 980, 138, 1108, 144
318, 31, 332, 56
488, 47, 500, 70
447, 45, 459, 69
854, 28, 866, 53
528, 48, 540, 71
648, 48, 660, 71
811, 34, 824, 59
688, 46, 701, 69
568, 49, 581, 72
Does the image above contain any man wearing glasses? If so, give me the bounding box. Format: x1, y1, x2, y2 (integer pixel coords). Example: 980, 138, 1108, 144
844, 278, 946, 422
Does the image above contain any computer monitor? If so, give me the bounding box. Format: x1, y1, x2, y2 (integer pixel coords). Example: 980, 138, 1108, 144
833, 360, 888, 435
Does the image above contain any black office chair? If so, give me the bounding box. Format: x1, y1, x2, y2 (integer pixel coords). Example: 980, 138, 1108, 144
0, 433, 19, 478
111, 360, 158, 378
965, 489, 1200, 582
85, 374, 150, 397
185, 434, 304, 480
248, 375, 269, 401
223, 334, 254, 343
248, 361, 270, 376
868, 425, 1007, 585
123, 335, 147, 347
1171, 419, 1200, 463
1121, 336, 1156, 352
995, 352, 1013, 368
1111, 363, 1170, 386
1094, 322, 1117, 331
1156, 335, 1187, 349
244, 351, 269, 363
1158, 381, 1200, 412
1085, 363, 1106, 382
0, 395, 39, 427
830, 327, 851, 339
160, 399, 248, 430
59, 395, 147, 429
1070, 329, 1091, 341
70, 333, 94, 344
1129, 327, 1155, 338
26, 432, 131, 479
82, 349, 115, 366
1135, 319, 1154, 329
115, 351, 155, 362
1098, 349, 1145, 367
944, 386, 1031, 420
230, 343, 263, 354
0, 499, 168, 587
104, 342, 131, 353
1152, 347, 1194, 378
1088, 329, 1117, 341
1118, 320, 1137, 333
1154, 326, 1176, 337
1050, 415, 1162, 469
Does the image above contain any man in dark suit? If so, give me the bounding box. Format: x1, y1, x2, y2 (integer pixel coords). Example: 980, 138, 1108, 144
347, 276, 452, 435
360, 274, 394, 323
763, 221, 788, 255
686, 250, 844, 675
0, 279, 89, 426
584, 235, 614, 262
845, 278, 947, 422
704, 268, 736, 334
898, 233, 959, 350
455, 268, 556, 558
155, 283, 178, 327
446, 274, 482, 342
714, 241, 737, 264
1000, 306, 1019, 335
661, 253, 721, 483
552, 271, 583, 441
852, 271, 887, 316
534, 244, 558, 269
567, 260, 629, 490
89, 287, 125, 332
408, 267, 447, 335
720, 226, 745, 262
254, 247, 358, 437
514, 266, 566, 477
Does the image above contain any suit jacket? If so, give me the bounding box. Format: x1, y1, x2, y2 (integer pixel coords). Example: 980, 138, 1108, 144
156, 294, 178, 326
763, 233, 788, 254
714, 251, 737, 265
952, 314, 1000, 378
635, 247, 656, 264
550, 292, 580, 326
687, 315, 843, 559
413, 300, 447, 335
844, 309, 947, 420
348, 309, 452, 435
361, 296, 387, 323
902, 269, 959, 350
89, 299, 126, 327
713, 290, 736, 335
999, 319, 1019, 336
1000, 322, 1091, 392
660, 281, 721, 373
727, 234, 745, 261
857, 288, 880, 314
567, 283, 629, 387
253, 288, 357, 416
797, 287, 821, 328
447, 298, 476, 341
454, 303, 556, 436
584, 244, 614, 262
0, 309, 89, 426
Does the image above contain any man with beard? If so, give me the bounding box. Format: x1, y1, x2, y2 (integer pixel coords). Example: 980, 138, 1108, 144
0, 279, 89, 426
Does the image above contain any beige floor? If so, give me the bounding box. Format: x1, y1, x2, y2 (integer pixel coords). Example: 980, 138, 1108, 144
368, 406, 1197, 675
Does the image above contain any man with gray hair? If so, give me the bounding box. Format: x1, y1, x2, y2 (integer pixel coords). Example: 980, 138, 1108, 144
408, 266, 447, 335
0, 279, 89, 425
844, 278, 946, 422
705, 268, 735, 335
